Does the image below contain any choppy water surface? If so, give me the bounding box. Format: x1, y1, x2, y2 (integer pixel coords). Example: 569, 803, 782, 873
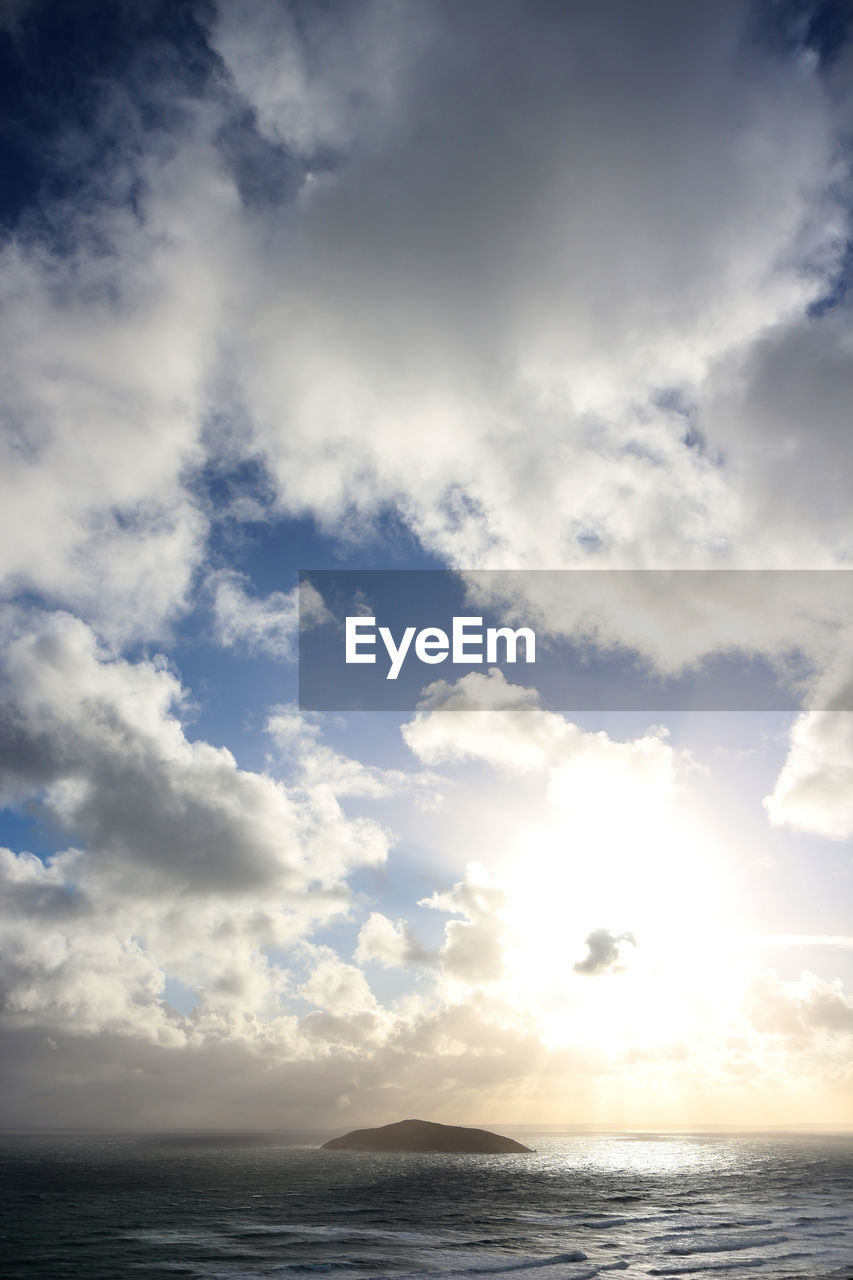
2, 1130, 853, 1279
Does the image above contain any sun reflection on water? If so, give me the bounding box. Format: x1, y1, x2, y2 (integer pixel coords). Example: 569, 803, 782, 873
537, 1132, 747, 1177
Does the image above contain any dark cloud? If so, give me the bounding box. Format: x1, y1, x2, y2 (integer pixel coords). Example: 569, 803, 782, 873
574, 928, 637, 976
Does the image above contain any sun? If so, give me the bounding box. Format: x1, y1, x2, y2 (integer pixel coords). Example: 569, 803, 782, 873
495, 794, 743, 1054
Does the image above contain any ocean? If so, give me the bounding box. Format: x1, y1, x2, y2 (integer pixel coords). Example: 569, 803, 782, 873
2, 1131, 852, 1279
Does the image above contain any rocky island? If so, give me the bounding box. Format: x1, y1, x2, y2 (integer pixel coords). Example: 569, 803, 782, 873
321, 1118, 533, 1154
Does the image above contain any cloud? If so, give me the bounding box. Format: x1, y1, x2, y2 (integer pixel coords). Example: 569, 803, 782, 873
0, 846, 183, 1045
402, 669, 550, 769
1, 0, 852, 1128
0, 611, 390, 894
403, 670, 679, 810
2, 0, 850, 706
0, 5, 848, 650
456, 570, 853, 690
299, 948, 385, 1021
3, 949, 853, 1129
210, 0, 421, 158
0, 131, 239, 642
764, 709, 853, 839
746, 969, 853, 1039
764, 643, 853, 838
354, 913, 434, 969
209, 572, 329, 659
755, 935, 853, 951
266, 704, 440, 805
419, 862, 510, 986
0, 611, 397, 1039
0, 0, 31, 34
573, 928, 637, 976
210, 0, 849, 576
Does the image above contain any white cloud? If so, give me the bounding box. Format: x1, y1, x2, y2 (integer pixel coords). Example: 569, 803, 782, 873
266, 704, 439, 806
211, 0, 849, 576
756, 935, 853, 951
297, 947, 393, 1050
0, 847, 183, 1045
765, 710, 853, 839
210, 0, 422, 158
0, 610, 389, 894
299, 948, 383, 1019
764, 641, 853, 838
403, 671, 678, 807
746, 969, 853, 1039
457, 570, 853, 685
420, 862, 510, 986
208, 572, 332, 659
0, 133, 244, 642
0, 611, 397, 1039
355, 913, 434, 969
7, 0, 845, 680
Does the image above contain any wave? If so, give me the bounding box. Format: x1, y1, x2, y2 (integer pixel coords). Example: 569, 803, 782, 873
662, 1232, 790, 1256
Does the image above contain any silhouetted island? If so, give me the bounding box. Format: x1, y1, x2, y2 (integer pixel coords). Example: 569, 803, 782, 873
321, 1118, 533, 1153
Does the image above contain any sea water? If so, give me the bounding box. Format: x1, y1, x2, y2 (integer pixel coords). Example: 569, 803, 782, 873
2, 1131, 852, 1279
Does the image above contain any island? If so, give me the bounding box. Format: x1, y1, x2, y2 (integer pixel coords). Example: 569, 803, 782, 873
321, 1118, 533, 1154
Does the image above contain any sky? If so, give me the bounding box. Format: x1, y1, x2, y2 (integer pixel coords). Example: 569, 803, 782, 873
1, 0, 853, 1132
